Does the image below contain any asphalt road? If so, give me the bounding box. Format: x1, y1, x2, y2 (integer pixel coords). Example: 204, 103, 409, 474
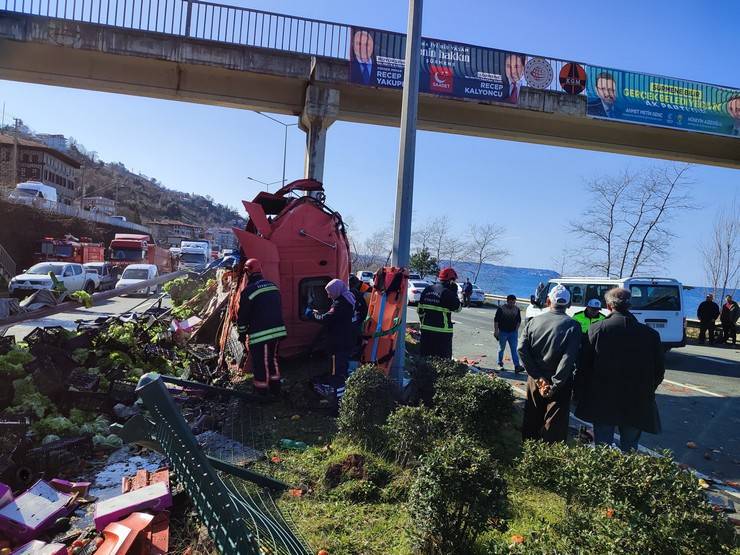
4, 293, 170, 341
408, 303, 740, 483
5, 296, 738, 482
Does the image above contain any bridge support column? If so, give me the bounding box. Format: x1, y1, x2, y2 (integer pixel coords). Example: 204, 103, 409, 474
300, 85, 340, 183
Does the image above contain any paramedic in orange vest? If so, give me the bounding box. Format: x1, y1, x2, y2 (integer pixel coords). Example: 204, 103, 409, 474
236, 258, 287, 395
417, 267, 462, 358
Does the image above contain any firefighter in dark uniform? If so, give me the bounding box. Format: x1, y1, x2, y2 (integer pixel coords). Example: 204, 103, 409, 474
417, 267, 462, 358
236, 258, 287, 395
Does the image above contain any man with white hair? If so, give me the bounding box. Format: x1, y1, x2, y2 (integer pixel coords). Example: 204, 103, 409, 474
576, 287, 665, 452
518, 284, 582, 443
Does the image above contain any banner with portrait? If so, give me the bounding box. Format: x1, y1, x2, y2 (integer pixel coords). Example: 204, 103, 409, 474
586, 66, 740, 137
349, 27, 570, 105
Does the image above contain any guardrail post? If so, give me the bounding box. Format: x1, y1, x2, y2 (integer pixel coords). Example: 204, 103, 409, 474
184, 0, 193, 36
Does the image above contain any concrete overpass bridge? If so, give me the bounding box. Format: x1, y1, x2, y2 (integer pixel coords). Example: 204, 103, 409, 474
1, 0, 739, 178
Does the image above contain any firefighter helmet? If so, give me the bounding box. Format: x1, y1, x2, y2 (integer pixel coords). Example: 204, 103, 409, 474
438, 267, 458, 282
244, 258, 263, 275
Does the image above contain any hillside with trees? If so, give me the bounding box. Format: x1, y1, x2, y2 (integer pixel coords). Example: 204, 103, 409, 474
68, 143, 242, 226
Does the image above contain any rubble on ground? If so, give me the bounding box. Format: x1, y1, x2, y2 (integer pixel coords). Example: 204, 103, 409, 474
0, 269, 265, 554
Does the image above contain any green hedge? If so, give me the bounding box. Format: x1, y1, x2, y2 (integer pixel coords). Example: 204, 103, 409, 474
515, 441, 737, 554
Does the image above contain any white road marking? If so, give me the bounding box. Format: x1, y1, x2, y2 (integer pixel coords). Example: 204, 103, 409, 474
662, 379, 726, 398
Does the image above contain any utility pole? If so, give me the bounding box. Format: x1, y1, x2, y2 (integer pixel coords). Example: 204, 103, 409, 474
390, 0, 423, 390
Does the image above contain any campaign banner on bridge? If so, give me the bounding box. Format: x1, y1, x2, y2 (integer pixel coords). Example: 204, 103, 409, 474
349, 27, 561, 105
586, 66, 740, 137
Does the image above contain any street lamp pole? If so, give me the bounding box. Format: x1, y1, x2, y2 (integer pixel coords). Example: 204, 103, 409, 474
256, 112, 297, 188
247, 176, 283, 193
390, 0, 423, 390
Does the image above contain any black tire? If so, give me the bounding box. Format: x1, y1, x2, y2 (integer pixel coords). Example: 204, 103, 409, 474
84, 281, 95, 294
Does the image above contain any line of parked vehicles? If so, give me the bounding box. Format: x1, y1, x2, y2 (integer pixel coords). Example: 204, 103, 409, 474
355, 270, 486, 307
6, 233, 231, 300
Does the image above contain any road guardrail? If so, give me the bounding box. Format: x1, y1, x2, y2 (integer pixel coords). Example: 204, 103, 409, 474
0, 269, 186, 329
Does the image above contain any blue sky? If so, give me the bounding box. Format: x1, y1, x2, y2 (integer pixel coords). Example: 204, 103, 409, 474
2, 0, 739, 284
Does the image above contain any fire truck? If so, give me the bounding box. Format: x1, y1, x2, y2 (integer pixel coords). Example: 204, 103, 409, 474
36, 235, 105, 264
108, 233, 173, 274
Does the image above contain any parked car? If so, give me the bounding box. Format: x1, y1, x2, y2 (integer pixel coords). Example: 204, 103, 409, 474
456, 282, 486, 306
407, 280, 430, 305
408, 273, 422, 281
8, 262, 98, 298
83, 262, 117, 291
356, 270, 374, 285
115, 264, 159, 295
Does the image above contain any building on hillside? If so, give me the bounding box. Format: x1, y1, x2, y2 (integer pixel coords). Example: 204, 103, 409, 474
79, 196, 116, 216
0, 133, 80, 205
36, 134, 69, 152
206, 227, 237, 251
145, 219, 205, 247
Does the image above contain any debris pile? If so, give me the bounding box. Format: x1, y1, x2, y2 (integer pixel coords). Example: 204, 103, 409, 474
0, 268, 287, 554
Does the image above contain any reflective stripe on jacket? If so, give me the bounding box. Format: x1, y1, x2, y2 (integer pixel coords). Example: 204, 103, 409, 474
417, 282, 461, 334
237, 274, 287, 346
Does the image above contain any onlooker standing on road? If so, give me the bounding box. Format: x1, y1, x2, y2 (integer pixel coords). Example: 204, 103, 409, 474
462, 278, 474, 307
572, 298, 605, 401
518, 285, 582, 443
572, 298, 606, 334
575, 288, 665, 452
720, 295, 739, 345
697, 294, 720, 344
494, 294, 523, 373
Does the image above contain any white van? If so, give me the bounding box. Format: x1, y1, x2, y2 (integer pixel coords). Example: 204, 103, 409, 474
115, 264, 159, 295
526, 277, 685, 349
9, 181, 58, 205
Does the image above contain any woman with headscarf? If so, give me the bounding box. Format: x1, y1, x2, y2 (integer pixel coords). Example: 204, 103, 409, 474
312, 278, 356, 380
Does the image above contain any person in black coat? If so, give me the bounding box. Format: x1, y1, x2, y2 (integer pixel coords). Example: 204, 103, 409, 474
696, 294, 720, 344
720, 295, 739, 345
575, 287, 665, 452
312, 279, 356, 379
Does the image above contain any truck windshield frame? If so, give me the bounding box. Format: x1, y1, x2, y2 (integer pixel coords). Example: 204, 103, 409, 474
181, 252, 206, 264
111, 247, 145, 261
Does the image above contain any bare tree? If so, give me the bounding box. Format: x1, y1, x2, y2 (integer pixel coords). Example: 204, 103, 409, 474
702, 201, 740, 299
412, 219, 436, 252
551, 247, 578, 276
440, 236, 467, 268
428, 216, 451, 263
343, 215, 363, 271
569, 171, 631, 277
467, 223, 508, 282
627, 165, 695, 277
570, 165, 695, 277
363, 227, 392, 270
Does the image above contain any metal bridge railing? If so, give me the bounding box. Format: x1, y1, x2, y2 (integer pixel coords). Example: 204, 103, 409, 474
1, 0, 352, 59
2, 0, 581, 93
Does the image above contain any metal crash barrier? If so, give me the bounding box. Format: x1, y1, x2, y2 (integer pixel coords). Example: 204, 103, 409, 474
115, 373, 311, 555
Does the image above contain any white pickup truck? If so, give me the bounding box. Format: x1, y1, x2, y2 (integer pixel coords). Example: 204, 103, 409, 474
8, 262, 100, 298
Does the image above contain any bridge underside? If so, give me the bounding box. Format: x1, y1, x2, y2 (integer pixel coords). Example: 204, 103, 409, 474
1, 13, 739, 169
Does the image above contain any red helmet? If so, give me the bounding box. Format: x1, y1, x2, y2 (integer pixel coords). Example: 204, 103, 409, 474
438, 267, 458, 281
244, 258, 262, 275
